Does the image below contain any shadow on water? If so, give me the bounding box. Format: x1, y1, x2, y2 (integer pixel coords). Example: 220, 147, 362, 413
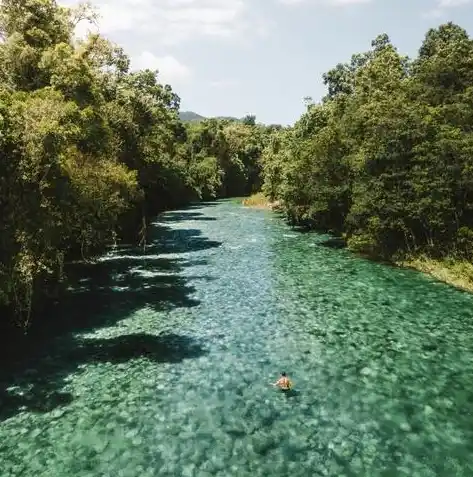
0, 333, 207, 419
134, 227, 221, 256
0, 209, 221, 422
39, 225, 221, 336
159, 211, 217, 222
184, 201, 218, 210
280, 388, 299, 399
318, 237, 346, 249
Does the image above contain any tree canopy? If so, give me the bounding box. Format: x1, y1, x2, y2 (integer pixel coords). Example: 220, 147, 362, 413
0, 0, 270, 331
1, 1, 473, 332
261, 23, 473, 263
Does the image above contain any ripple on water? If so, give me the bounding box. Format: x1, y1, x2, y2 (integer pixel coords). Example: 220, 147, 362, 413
2, 201, 473, 476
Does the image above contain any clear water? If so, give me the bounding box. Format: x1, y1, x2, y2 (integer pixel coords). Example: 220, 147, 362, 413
2, 200, 473, 476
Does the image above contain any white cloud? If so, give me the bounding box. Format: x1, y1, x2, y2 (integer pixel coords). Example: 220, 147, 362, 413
59, 0, 268, 88
210, 79, 239, 88
279, 0, 371, 5
437, 0, 472, 6
61, 0, 266, 46
425, 0, 473, 17
131, 52, 191, 84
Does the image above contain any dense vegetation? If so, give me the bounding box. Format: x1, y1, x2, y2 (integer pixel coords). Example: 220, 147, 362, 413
261, 25, 473, 267
0, 0, 270, 333
2, 0, 473, 334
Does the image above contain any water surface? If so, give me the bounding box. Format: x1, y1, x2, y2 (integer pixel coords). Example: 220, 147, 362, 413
2, 200, 473, 476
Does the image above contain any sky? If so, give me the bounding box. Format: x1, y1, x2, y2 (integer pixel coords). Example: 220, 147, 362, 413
59, 0, 473, 125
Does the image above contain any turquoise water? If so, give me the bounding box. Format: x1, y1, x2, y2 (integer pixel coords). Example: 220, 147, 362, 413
2, 200, 473, 476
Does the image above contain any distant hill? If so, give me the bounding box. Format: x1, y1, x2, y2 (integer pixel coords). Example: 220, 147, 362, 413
179, 111, 240, 122
179, 111, 206, 122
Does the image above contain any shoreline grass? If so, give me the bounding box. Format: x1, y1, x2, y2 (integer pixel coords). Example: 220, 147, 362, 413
241, 192, 276, 210
397, 256, 473, 293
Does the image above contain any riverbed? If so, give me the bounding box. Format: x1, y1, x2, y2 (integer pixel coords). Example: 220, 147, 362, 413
2, 200, 473, 476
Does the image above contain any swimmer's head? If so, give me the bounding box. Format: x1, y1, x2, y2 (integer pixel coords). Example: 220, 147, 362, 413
281, 372, 286, 377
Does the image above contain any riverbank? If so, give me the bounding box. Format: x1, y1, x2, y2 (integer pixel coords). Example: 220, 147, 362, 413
242, 194, 473, 293
397, 256, 473, 293
241, 192, 279, 210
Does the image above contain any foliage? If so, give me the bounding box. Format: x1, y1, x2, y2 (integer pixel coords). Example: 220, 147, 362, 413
7, 1, 470, 330
0, 0, 270, 330
261, 22, 473, 262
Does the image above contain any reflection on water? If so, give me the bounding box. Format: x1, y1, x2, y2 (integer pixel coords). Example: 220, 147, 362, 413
2, 200, 473, 476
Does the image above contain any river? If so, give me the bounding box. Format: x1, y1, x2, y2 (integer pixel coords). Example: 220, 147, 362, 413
2, 200, 473, 476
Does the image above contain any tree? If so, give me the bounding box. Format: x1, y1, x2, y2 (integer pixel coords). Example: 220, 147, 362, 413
261, 22, 473, 262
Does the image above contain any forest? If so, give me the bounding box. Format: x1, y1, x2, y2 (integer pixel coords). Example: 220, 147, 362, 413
261, 24, 473, 283
0, 0, 275, 335
1, 0, 473, 334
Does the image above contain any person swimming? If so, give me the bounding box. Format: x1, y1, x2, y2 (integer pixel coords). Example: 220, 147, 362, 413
272, 372, 292, 390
